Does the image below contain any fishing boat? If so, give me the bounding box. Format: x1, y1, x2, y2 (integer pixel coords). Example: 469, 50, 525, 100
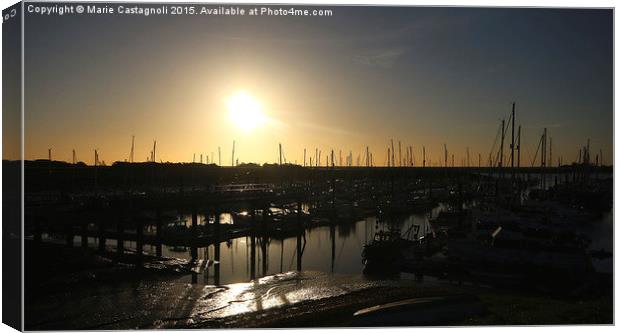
362, 216, 437, 274
362, 228, 414, 274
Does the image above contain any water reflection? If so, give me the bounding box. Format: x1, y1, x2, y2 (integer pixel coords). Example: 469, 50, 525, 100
151, 206, 447, 285
40, 197, 611, 285
37, 205, 448, 286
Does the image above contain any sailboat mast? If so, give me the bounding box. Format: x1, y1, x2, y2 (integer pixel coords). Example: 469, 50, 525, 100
511, 103, 515, 168
499, 119, 505, 168
231, 140, 236, 166
130, 135, 135, 163
517, 125, 521, 168
391, 139, 395, 167
279, 143, 282, 165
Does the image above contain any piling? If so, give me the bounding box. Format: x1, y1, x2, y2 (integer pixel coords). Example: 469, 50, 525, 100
261, 236, 268, 276
98, 218, 106, 253
214, 241, 221, 285
250, 208, 257, 280
296, 200, 303, 271
191, 209, 198, 259
214, 208, 221, 245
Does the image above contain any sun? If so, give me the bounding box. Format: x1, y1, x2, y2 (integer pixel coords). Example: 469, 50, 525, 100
226, 92, 266, 131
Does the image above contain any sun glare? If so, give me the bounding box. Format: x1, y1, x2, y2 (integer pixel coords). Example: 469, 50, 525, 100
226, 92, 266, 131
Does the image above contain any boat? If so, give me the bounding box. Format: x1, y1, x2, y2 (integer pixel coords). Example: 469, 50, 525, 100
351, 295, 486, 326
362, 228, 415, 274
362, 221, 426, 274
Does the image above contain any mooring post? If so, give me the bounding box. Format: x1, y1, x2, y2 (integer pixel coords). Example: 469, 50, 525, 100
214, 241, 221, 285
250, 207, 257, 280
261, 235, 268, 276
250, 234, 256, 280
296, 234, 302, 271
204, 246, 210, 285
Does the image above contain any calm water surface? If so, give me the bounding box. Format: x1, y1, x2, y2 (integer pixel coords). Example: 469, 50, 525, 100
151, 206, 444, 285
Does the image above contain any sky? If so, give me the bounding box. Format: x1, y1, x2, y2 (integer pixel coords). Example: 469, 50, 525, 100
17, 5, 613, 166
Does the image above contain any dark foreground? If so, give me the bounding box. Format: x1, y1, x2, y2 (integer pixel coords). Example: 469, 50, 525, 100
19, 162, 613, 328
24, 242, 612, 329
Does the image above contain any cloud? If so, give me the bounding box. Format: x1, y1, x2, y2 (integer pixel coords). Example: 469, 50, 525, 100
265, 114, 356, 137
297, 121, 356, 136
352, 47, 408, 69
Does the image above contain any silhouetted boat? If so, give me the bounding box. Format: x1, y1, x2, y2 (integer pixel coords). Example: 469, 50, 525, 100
352, 295, 486, 326
362, 219, 438, 274
362, 228, 416, 274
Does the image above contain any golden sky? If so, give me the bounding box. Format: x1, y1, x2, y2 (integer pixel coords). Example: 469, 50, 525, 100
16, 7, 613, 166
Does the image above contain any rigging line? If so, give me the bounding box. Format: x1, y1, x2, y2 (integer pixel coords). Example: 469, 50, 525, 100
522, 143, 535, 168
488, 122, 502, 164
504, 111, 513, 134
491, 148, 501, 167
522, 139, 538, 169
531, 135, 543, 167
492, 110, 514, 166
517, 126, 536, 167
